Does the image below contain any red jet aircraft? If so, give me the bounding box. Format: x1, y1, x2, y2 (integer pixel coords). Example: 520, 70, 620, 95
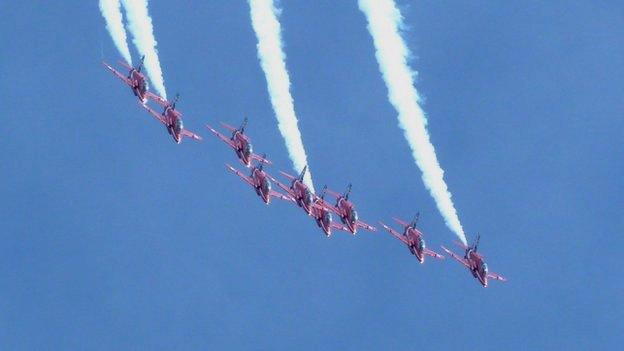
206, 118, 271, 168
308, 186, 349, 237
226, 156, 294, 205
140, 94, 202, 144
380, 213, 444, 263
103, 55, 158, 104
268, 166, 315, 215
322, 184, 376, 234
441, 235, 506, 287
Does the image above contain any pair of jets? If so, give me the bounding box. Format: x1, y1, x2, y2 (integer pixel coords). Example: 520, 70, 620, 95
103, 57, 202, 144
206, 118, 377, 237
382, 215, 506, 287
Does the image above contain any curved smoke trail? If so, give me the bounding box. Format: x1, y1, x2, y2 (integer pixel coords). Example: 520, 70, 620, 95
359, 0, 467, 244
248, 0, 315, 193
121, 0, 167, 100
98, 0, 132, 65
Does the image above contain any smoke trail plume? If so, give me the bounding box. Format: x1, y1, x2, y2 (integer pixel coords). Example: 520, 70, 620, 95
248, 0, 315, 192
121, 0, 167, 99
359, 0, 466, 244
99, 0, 132, 65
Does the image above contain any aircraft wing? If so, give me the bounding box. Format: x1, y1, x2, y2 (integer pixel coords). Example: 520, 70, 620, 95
148, 94, 170, 107
441, 246, 470, 268
251, 153, 272, 165
324, 188, 343, 199
330, 222, 350, 233
139, 102, 167, 125
118, 60, 133, 71
182, 129, 203, 141
278, 170, 297, 181
220, 122, 238, 133
487, 272, 507, 282
226, 164, 255, 187
270, 190, 294, 202
206, 124, 237, 149
453, 240, 470, 250
145, 91, 165, 104
392, 217, 411, 229
219, 121, 250, 142
314, 200, 340, 215
380, 222, 409, 245
266, 175, 294, 197
357, 220, 377, 232
103, 62, 132, 86
424, 248, 445, 260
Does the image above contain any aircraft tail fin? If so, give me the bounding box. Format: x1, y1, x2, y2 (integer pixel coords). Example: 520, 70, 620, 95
138, 55, 145, 72
240, 117, 248, 133
299, 165, 308, 181
412, 212, 420, 227
345, 183, 352, 200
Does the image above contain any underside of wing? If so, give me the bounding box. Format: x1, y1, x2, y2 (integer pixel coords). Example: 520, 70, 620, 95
330, 222, 350, 233
149, 94, 170, 107
118, 60, 133, 71
206, 125, 236, 148
251, 153, 272, 165
453, 240, 470, 250
278, 170, 297, 181
315, 200, 339, 215
103, 62, 132, 86
487, 272, 507, 282
182, 129, 202, 141
270, 190, 294, 202
357, 220, 377, 232
220, 122, 238, 133
139, 102, 167, 125
380, 222, 409, 245
226, 164, 255, 187
267, 175, 293, 196
424, 248, 445, 260
392, 217, 411, 228
441, 246, 470, 268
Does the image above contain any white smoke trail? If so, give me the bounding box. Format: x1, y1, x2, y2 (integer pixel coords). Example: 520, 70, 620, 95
248, 0, 315, 193
359, 0, 467, 244
121, 0, 167, 99
99, 0, 132, 65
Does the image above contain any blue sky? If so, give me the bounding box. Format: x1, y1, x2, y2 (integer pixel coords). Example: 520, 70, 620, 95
1, 1, 622, 349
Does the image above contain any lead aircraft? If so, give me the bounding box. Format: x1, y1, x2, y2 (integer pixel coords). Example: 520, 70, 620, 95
441, 235, 506, 287
380, 213, 444, 263
103, 55, 158, 104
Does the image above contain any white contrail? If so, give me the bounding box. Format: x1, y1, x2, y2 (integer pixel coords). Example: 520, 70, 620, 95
359, 0, 466, 244
121, 0, 167, 99
248, 0, 315, 192
99, 0, 132, 65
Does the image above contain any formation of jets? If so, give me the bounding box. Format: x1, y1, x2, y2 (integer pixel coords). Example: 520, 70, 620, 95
103, 58, 507, 288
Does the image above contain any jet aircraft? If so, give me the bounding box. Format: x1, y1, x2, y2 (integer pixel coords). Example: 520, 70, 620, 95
268, 166, 315, 215
441, 235, 506, 287
103, 55, 158, 104
380, 213, 444, 263
206, 118, 271, 167
322, 184, 376, 234
226, 155, 293, 205
140, 94, 202, 144
308, 186, 349, 237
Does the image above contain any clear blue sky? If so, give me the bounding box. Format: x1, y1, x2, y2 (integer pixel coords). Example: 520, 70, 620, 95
1, 1, 622, 349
